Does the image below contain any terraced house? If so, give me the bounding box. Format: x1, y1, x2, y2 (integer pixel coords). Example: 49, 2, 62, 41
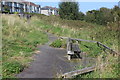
41, 6, 59, 16
0, 0, 41, 14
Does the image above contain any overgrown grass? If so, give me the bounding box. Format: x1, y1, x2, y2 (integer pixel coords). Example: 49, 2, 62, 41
50, 39, 66, 48
32, 15, 118, 56
2, 14, 48, 78
2, 14, 119, 78
74, 54, 119, 78
31, 15, 119, 78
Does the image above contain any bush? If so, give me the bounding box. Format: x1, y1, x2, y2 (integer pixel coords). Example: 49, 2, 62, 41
50, 39, 66, 48
14, 12, 19, 14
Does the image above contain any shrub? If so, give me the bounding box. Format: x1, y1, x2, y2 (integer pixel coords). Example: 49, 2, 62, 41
50, 39, 66, 48
14, 12, 19, 14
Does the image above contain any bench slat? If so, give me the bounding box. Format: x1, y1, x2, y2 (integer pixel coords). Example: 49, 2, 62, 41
72, 44, 81, 52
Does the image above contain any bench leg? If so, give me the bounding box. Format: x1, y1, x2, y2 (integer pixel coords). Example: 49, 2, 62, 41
68, 55, 71, 60
77, 53, 82, 59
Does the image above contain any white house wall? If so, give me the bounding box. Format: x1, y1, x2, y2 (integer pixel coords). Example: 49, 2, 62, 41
1, 0, 41, 14
0, 2, 1, 11
41, 10, 49, 15
0, 1, 58, 15
52, 10, 55, 15
12, 2, 15, 12
39, 7, 41, 13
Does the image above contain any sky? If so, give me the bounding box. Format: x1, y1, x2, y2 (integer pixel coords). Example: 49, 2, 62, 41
36, 2, 118, 13
26, 0, 119, 13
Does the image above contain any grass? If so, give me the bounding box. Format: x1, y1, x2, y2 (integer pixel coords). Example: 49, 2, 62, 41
32, 15, 118, 56
2, 14, 48, 78
50, 39, 67, 48
31, 14, 119, 78
2, 14, 119, 78
75, 54, 119, 78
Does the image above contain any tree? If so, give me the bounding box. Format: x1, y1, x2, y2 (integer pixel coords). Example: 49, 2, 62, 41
78, 12, 85, 20
99, 7, 114, 25
59, 1, 79, 20
112, 6, 120, 22
85, 10, 97, 23
85, 7, 114, 25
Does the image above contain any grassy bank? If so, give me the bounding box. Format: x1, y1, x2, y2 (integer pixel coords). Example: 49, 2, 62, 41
2, 14, 48, 78
31, 15, 119, 78
32, 15, 118, 55
74, 54, 119, 78
2, 14, 119, 78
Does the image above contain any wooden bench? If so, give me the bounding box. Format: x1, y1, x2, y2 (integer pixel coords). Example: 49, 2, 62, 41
60, 37, 118, 59
67, 42, 81, 60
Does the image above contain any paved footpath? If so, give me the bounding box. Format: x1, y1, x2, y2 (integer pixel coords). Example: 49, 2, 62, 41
17, 33, 83, 78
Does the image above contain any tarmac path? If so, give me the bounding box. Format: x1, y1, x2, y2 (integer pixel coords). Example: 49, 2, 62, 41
17, 33, 95, 78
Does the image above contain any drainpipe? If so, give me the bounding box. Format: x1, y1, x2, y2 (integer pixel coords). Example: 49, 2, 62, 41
29, 2, 30, 13
0, 1, 1, 11
24, 3, 25, 13
12, 2, 14, 13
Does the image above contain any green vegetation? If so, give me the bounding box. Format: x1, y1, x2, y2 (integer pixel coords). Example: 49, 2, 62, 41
2, 4, 119, 78
32, 4, 119, 78
85, 6, 120, 25
59, 2, 79, 20
30, 14, 119, 78
2, 14, 48, 78
32, 15, 118, 51
3, 61, 24, 77
75, 54, 119, 78
59, 4, 120, 25
79, 42, 102, 57
50, 39, 66, 48
3, 6, 10, 13
50, 40, 63, 48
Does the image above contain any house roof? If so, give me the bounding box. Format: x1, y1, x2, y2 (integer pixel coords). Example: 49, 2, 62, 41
1, 0, 25, 2
23, 1, 39, 7
41, 6, 58, 10
1, 0, 40, 7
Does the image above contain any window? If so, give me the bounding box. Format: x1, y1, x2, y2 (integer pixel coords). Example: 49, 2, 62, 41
2, 1, 5, 5
14, 3, 17, 7
9, 2, 12, 6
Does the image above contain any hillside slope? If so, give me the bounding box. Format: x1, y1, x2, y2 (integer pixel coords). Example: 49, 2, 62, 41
2, 14, 119, 78
31, 15, 119, 78
2, 14, 48, 78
